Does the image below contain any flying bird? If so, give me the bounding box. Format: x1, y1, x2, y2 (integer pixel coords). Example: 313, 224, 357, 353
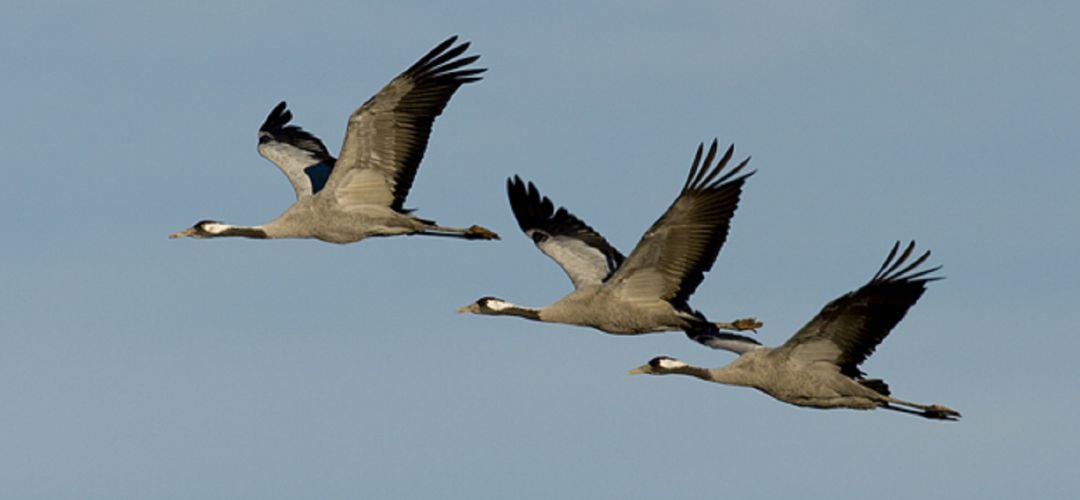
169, 36, 499, 243
458, 139, 761, 349
629, 241, 961, 421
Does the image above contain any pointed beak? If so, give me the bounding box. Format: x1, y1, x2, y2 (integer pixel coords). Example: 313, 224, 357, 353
456, 304, 476, 314
628, 366, 649, 375
169, 227, 196, 239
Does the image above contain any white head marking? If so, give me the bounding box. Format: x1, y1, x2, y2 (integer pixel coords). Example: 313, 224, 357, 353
202, 222, 231, 235
657, 358, 688, 370
485, 299, 514, 312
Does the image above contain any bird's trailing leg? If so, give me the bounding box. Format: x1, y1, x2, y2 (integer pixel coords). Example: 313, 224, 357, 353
882, 398, 961, 421
418, 224, 500, 240
714, 317, 763, 332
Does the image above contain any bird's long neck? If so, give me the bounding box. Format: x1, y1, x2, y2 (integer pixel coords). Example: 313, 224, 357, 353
492, 303, 542, 321
665, 364, 719, 381
668, 364, 751, 387
210, 224, 270, 239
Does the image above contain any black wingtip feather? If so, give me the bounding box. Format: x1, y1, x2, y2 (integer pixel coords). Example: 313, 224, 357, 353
682, 140, 747, 192
874, 241, 902, 279
418, 36, 459, 67
405, 37, 485, 84
698, 140, 720, 185
890, 250, 932, 281
260, 101, 292, 133
885, 241, 918, 278
872, 241, 942, 284
425, 44, 470, 71
720, 157, 754, 184
433, 54, 480, 74
506, 175, 626, 269
683, 142, 706, 191
257, 101, 333, 159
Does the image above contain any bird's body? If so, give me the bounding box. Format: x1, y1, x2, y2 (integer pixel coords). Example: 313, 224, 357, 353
526, 285, 698, 334
170, 36, 498, 244
630, 241, 961, 420
459, 140, 761, 348
669, 349, 896, 411
216, 195, 462, 244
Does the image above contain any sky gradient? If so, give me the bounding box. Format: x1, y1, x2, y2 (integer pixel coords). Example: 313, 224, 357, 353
2, 2, 1078, 498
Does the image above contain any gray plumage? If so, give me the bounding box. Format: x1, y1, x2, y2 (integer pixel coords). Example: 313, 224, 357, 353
630, 241, 961, 421
170, 36, 499, 244
458, 140, 761, 348
256, 101, 335, 199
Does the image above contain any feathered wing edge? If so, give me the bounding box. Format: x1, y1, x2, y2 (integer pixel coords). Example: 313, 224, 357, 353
606, 139, 754, 310
506, 175, 626, 288
778, 241, 943, 378
257, 101, 336, 197
326, 36, 487, 213
668, 140, 755, 309
258, 101, 334, 161
382, 36, 486, 210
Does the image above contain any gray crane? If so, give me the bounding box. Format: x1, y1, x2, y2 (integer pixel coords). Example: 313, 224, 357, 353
458, 140, 761, 349
629, 241, 961, 421
169, 36, 499, 243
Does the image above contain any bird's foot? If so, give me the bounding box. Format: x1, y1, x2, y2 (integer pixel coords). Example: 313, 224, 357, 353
465, 225, 500, 240
724, 317, 762, 332
924, 404, 962, 420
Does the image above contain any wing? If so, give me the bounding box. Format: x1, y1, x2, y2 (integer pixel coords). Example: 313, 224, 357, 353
506, 176, 625, 289
257, 101, 336, 200
605, 140, 753, 308
773, 241, 943, 377
325, 36, 485, 212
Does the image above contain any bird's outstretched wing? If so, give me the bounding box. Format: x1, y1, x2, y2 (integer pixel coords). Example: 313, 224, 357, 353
325, 36, 485, 212
605, 140, 753, 309
506, 176, 625, 289
774, 241, 943, 378
257, 101, 336, 199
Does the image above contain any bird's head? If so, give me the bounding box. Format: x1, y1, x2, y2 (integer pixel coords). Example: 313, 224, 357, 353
628, 356, 688, 375
169, 220, 230, 239
456, 296, 513, 315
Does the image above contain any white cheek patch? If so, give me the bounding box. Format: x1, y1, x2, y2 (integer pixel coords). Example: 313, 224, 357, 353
657, 358, 688, 370
486, 299, 514, 312
202, 223, 231, 234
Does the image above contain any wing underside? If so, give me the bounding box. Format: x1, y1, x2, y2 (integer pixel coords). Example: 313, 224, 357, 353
506, 176, 625, 289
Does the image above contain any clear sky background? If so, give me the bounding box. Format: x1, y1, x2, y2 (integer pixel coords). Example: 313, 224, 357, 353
2, 1, 1077, 498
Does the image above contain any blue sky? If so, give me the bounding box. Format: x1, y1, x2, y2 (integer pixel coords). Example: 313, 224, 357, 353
2, 1, 1077, 498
